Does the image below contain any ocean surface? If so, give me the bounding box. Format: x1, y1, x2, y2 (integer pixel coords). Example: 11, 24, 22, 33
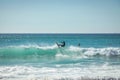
0, 34, 120, 80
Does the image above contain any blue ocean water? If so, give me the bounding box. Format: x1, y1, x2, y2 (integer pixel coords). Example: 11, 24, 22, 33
0, 34, 120, 80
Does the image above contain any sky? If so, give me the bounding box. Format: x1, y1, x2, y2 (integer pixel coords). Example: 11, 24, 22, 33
0, 0, 120, 33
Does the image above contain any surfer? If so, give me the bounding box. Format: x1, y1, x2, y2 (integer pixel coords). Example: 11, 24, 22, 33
56, 41, 65, 47
78, 43, 80, 47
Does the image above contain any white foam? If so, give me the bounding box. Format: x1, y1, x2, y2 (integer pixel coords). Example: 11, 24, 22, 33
5, 44, 58, 50
37, 44, 58, 50
68, 46, 120, 56
69, 46, 81, 51
0, 65, 120, 80
55, 53, 70, 60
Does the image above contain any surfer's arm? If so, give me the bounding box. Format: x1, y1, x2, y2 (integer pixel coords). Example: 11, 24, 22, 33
56, 42, 61, 48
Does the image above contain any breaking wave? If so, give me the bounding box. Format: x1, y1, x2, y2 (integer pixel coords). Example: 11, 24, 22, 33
0, 65, 120, 80
0, 45, 120, 80
0, 45, 120, 60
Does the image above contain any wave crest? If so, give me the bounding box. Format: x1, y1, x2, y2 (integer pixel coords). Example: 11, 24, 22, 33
0, 45, 120, 60
68, 46, 120, 56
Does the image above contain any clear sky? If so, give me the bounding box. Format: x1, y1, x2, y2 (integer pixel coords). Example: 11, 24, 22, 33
0, 0, 120, 33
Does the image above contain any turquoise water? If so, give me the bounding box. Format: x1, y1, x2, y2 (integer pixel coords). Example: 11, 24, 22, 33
0, 34, 120, 80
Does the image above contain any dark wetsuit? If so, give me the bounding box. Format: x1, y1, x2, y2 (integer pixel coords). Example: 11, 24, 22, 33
60, 41, 65, 47
78, 43, 80, 47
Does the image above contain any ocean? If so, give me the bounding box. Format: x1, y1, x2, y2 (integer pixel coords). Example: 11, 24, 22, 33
0, 34, 120, 80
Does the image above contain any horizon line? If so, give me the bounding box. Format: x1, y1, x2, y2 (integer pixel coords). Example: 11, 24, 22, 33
0, 32, 120, 34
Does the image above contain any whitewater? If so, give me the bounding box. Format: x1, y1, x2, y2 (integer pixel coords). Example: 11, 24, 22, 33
0, 34, 120, 80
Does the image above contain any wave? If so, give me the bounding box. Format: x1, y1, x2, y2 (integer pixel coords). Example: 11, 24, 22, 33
0, 45, 120, 80
0, 45, 120, 60
0, 65, 120, 80
69, 46, 120, 56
